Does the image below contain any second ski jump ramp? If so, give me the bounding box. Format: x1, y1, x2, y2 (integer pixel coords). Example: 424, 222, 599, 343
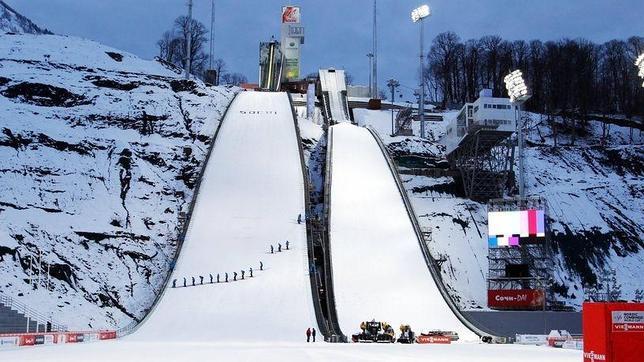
327, 123, 478, 341
129, 92, 318, 342
319, 69, 351, 123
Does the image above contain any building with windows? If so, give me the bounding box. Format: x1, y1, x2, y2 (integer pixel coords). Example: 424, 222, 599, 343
442, 89, 515, 155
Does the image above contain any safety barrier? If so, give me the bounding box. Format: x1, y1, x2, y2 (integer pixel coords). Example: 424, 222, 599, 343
365, 126, 498, 340
0, 330, 116, 349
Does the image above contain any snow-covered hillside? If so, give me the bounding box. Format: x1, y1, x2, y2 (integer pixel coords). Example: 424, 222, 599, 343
357, 108, 643, 311
0, 1, 51, 34
0, 33, 236, 330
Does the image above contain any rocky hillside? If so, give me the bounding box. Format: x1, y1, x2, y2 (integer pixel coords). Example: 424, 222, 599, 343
357, 108, 643, 311
0, 33, 236, 329
0, 1, 51, 34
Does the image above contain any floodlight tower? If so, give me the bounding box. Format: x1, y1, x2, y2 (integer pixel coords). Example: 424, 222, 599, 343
411, 4, 430, 138
367, 53, 374, 98
504, 70, 531, 199
636, 54, 644, 87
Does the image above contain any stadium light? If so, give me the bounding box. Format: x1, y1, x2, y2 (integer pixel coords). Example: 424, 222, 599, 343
411, 4, 430, 22
636, 54, 644, 87
411, 4, 431, 138
504, 69, 531, 199
504, 70, 530, 103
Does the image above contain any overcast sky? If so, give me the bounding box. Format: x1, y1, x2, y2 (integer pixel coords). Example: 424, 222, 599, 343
7, 0, 644, 98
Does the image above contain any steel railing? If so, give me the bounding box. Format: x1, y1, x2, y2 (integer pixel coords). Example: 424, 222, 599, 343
0, 292, 68, 333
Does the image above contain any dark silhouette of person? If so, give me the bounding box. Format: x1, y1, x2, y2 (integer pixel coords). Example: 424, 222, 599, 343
225, 273, 228, 282
270, 245, 274, 254
183, 277, 186, 287
233, 272, 237, 281
199, 275, 204, 285
191, 276, 195, 286
249, 267, 253, 278
306, 328, 311, 342
241, 270, 245, 280
172, 279, 176, 288
209, 274, 213, 283
312, 328, 316, 342
286, 240, 289, 250
297, 214, 302, 224
260, 261, 263, 271
217, 273, 220, 283
278, 243, 282, 252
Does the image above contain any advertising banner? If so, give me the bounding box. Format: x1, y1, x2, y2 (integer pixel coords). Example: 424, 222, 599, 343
583, 302, 644, 362
0, 336, 18, 347
281, 6, 301, 23
612, 311, 644, 332
19, 335, 35, 346
488, 289, 544, 310
34, 335, 45, 345
416, 335, 451, 344
515, 334, 548, 345
99, 331, 117, 340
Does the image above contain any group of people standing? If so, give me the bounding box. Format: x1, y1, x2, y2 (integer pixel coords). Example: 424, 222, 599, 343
171, 261, 264, 288
269, 240, 290, 254
306, 327, 317, 342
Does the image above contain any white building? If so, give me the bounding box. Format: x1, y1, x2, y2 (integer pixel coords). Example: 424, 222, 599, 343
442, 89, 516, 155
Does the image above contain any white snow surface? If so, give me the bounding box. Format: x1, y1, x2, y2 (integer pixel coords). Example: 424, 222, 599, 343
129, 92, 318, 342
0, 340, 581, 362
327, 123, 477, 341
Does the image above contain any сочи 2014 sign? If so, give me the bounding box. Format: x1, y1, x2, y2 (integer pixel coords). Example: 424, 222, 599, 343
281, 6, 300, 23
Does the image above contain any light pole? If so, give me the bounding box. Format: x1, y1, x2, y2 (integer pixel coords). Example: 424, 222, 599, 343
387, 79, 400, 135
411, 4, 430, 139
637, 54, 644, 87
184, 0, 193, 80
504, 69, 531, 199
367, 53, 374, 98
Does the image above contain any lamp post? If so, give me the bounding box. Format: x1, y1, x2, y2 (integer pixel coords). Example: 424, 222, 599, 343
411, 4, 430, 139
387, 79, 400, 135
636, 54, 644, 87
504, 69, 531, 199
367, 53, 374, 98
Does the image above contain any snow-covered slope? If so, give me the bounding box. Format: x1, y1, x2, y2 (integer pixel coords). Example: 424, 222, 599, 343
130, 92, 318, 343
358, 108, 643, 310
0, 33, 236, 330
0, 1, 51, 34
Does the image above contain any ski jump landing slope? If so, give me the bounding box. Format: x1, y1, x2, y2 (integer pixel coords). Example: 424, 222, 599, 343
327, 123, 477, 341
319, 69, 351, 123
130, 92, 318, 342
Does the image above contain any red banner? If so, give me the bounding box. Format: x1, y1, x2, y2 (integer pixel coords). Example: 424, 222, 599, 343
583, 302, 644, 362
488, 289, 544, 310
99, 331, 116, 340
416, 335, 451, 344
18, 335, 35, 346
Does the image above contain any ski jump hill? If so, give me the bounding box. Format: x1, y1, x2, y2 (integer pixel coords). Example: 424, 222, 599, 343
128, 92, 318, 342
327, 123, 479, 341
126, 92, 484, 343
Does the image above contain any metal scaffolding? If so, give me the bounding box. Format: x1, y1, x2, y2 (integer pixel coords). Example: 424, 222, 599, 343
447, 128, 515, 201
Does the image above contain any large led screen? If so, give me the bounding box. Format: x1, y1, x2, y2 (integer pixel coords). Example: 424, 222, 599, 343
488, 209, 545, 247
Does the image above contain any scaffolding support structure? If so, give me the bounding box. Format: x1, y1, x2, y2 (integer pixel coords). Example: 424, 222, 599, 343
447, 128, 515, 201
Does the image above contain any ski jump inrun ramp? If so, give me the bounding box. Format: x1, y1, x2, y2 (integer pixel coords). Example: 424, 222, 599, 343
129, 92, 318, 342
327, 122, 479, 341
